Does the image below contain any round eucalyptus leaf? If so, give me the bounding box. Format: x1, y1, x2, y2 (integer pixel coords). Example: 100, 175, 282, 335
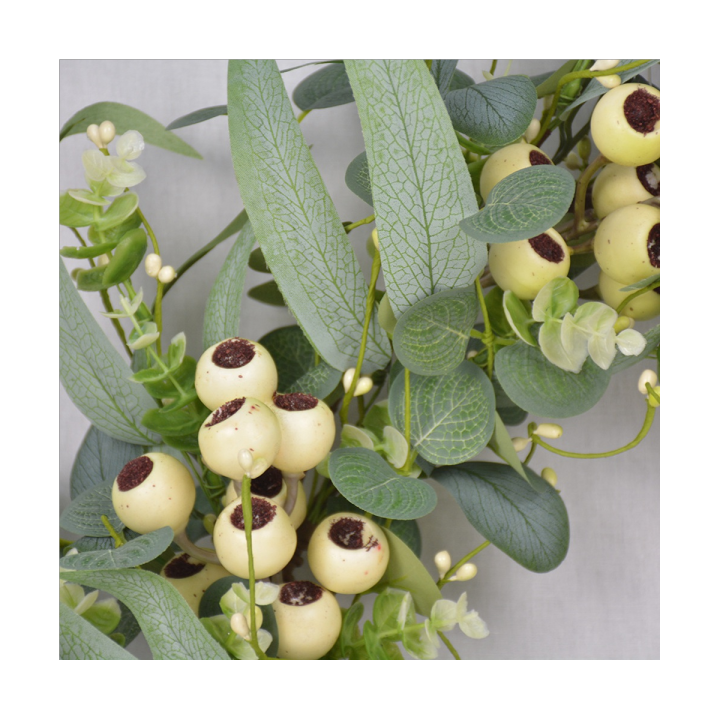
495, 341, 611, 418
394, 286, 479, 376
389, 362, 496, 465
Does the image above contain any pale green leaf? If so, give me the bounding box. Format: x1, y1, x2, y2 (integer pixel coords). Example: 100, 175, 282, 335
393, 286, 479, 376
345, 59, 486, 317
60, 101, 202, 159
60, 603, 136, 660
539, 318, 587, 373
460, 165, 575, 244
328, 447, 437, 520
202, 213, 252, 349
434, 462, 569, 573
495, 341, 611, 418
444, 76, 538, 150
532, 277, 579, 322
503, 290, 537, 346
389, 362, 496, 465
227, 60, 390, 373
60, 260, 159, 444
59, 527, 174, 570
610, 325, 659, 375
61, 569, 230, 659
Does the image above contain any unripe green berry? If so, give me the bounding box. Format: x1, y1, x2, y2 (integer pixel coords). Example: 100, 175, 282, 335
479, 143, 553, 201
272, 580, 342, 660
598, 271, 660, 321
488, 228, 571, 300
198, 397, 281, 480
590, 83, 660, 166
213, 496, 297, 579
195, 337, 278, 410
593, 204, 660, 285
160, 553, 231, 615
111, 453, 196, 535
308, 513, 390, 595
592, 163, 659, 219
269, 393, 336, 474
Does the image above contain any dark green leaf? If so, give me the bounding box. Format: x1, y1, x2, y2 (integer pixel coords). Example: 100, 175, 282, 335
448, 69, 475, 92
345, 151, 373, 206
76, 265, 112, 292
434, 462, 570, 573
248, 247, 271, 273
142, 405, 207, 437
430, 60, 459, 97
292, 63, 354, 110
259, 325, 315, 391
60, 240, 119, 259
533, 61, 578, 97
288, 362, 342, 400
248, 279, 285, 306
94, 194, 139, 233
60, 603, 136, 660
460, 165, 576, 244
60, 102, 202, 159
102, 228, 147, 285
60, 482, 123, 537
166, 105, 228, 130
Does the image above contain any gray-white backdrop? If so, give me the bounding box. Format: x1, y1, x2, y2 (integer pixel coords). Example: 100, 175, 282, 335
59, 59, 659, 660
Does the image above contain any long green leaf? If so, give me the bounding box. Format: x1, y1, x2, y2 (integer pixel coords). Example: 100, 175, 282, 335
434, 462, 569, 573
292, 64, 354, 110
202, 215, 253, 349
60, 102, 201, 159
60, 260, 159, 445
60, 603, 136, 660
60, 569, 230, 659
345, 60, 486, 317
166, 104, 228, 130
227, 59, 390, 373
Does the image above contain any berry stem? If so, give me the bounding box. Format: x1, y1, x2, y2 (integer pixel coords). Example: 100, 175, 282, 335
101, 515, 126, 548
240, 473, 265, 658
475, 276, 495, 379
573, 153, 610, 234
344, 214, 375, 233
437, 540, 491, 589
173, 528, 220, 564
438, 631, 462, 660
615, 280, 660, 315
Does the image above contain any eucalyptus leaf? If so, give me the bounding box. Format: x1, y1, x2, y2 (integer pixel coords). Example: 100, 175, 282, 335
60, 603, 136, 660
430, 60, 459, 97
60, 569, 230, 659
610, 324, 660, 374
345, 59, 486, 317
292, 63, 354, 110
380, 529, 441, 617
495, 341, 611, 418
364, 621, 391, 659
393, 286, 479, 376
94, 194, 139, 233
460, 165, 575, 244
445, 76, 538, 150
60, 482, 123, 537
60, 192, 96, 227
248, 279, 285, 306
345, 151, 373, 206
329, 447, 437, 520
70, 425, 138, 499
449, 69, 475, 92
60, 527, 174, 570
60, 260, 159, 444
60, 241, 119, 259
227, 60, 390, 373
202, 214, 253, 349
503, 291, 537, 346
248, 246, 271, 273
288, 362, 342, 400
259, 325, 315, 391
487, 411, 531, 485
166, 104, 228, 130
532, 277, 579, 322
60, 102, 202, 159
389, 362, 496, 466
434, 462, 569, 573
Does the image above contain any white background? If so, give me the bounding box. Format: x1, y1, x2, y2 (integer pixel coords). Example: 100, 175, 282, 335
59, 59, 660, 660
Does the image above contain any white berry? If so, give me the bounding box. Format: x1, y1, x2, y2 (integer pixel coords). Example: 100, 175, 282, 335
160, 553, 231, 615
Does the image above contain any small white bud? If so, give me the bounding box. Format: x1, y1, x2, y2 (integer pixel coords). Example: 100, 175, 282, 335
145, 253, 162, 278
96, 254, 110, 267
524, 118, 541, 142
455, 563, 477, 582
541, 467, 558, 487
158, 265, 177, 284
565, 152, 582, 171
238, 449, 255, 475
230, 612, 251, 640
342, 368, 357, 393
98, 120, 116, 146
534, 423, 563, 439
86, 124, 103, 149
466, 350, 479, 359
481, 70, 494, 81
597, 74, 621, 89
354, 377, 374, 397
65, 547, 79, 556
434, 550, 452, 578
511, 437, 531, 452
638, 369, 659, 395
589, 60, 620, 72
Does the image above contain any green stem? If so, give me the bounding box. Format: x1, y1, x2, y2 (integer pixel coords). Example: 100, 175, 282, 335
399, 368, 416, 475
524, 440, 538, 465
344, 214, 375, 233
99, 289, 132, 358
297, 109, 311, 123
533, 401, 656, 459
574, 153, 610, 233
489, 59, 498, 75
154, 281, 165, 355
438, 631, 462, 659
615, 281, 660, 315
456, 132, 490, 156
475, 277, 495, 378
438, 540, 491, 589
101, 515, 126, 548
340, 251, 382, 425
136, 206, 160, 256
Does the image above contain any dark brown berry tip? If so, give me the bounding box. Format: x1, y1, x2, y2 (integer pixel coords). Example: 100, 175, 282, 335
164, 553, 204, 579
117, 456, 154, 492
647, 223, 660, 268
636, 164, 660, 196
529, 233, 565, 263
212, 338, 256, 369
328, 516, 378, 551
279, 580, 323, 606
273, 392, 319, 412
206, 398, 246, 427
251, 466, 283, 498
529, 150, 552, 166
624, 89, 660, 135
230, 497, 277, 531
